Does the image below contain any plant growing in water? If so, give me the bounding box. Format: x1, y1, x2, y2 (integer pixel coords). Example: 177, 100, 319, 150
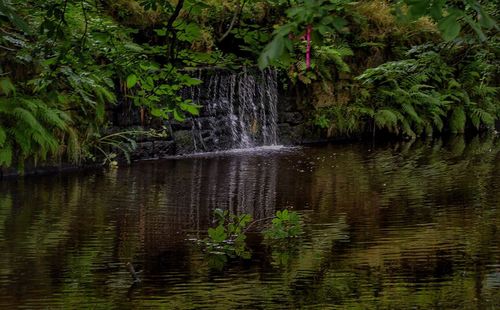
263, 210, 303, 240
201, 208, 252, 259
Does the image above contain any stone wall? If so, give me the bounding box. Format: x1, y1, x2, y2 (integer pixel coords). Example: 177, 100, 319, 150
128, 92, 319, 161
122, 69, 324, 160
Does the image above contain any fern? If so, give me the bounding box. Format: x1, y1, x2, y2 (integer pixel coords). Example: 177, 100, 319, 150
449, 107, 466, 133
314, 104, 372, 137
374, 109, 399, 131
0, 94, 74, 170
469, 106, 495, 129
350, 45, 499, 137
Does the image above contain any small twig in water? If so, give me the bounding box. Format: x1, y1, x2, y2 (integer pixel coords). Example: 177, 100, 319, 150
126, 262, 141, 283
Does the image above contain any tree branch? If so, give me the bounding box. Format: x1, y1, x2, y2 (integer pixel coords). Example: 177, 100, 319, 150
80, 0, 89, 50
217, 0, 245, 42
166, 0, 185, 31
0, 45, 16, 51
166, 0, 185, 61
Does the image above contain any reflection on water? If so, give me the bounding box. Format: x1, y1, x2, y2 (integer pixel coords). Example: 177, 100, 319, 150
0, 135, 499, 308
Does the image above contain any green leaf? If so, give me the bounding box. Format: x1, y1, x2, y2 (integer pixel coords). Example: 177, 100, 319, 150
126, 74, 138, 88
429, 0, 445, 19
173, 109, 185, 121
407, 0, 430, 18
477, 7, 496, 29
124, 43, 144, 52
150, 108, 164, 118
154, 29, 167, 36
208, 225, 227, 243
330, 16, 347, 32
438, 13, 462, 41
258, 35, 287, 69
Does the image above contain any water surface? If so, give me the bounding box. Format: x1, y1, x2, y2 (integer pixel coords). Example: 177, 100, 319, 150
0, 136, 499, 309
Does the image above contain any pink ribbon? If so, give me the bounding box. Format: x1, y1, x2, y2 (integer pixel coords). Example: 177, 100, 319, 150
306, 25, 312, 70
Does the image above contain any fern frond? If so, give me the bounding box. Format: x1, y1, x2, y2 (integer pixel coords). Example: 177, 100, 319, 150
0, 143, 13, 166
449, 106, 466, 133
401, 103, 422, 124
375, 108, 399, 131
470, 107, 495, 129
0, 126, 6, 146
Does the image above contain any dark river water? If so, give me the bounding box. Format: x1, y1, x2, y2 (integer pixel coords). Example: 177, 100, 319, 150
0, 136, 499, 309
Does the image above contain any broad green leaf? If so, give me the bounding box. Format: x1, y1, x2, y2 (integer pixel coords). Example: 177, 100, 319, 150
438, 13, 462, 41
180, 102, 200, 116
154, 29, 167, 36
208, 225, 227, 243
477, 7, 496, 28
258, 35, 285, 69
429, 0, 445, 19
407, 0, 430, 18
150, 108, 163, 117
173, 109, 184, 121
330, 16, 347, 32
126, 74, 138, 88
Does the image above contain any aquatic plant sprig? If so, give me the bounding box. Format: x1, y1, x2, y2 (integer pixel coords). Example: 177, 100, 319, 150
196, 208, 305, 265
263, 209, 304, 241
199, 208, 253, 259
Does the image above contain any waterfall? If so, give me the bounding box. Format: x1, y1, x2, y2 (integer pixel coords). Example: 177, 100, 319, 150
183, 68, 279, 152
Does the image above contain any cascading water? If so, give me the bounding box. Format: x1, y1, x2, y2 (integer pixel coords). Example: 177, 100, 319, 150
182, 68, 280, 152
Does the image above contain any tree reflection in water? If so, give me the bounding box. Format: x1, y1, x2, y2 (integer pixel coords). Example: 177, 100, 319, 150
0, 135, 498, 308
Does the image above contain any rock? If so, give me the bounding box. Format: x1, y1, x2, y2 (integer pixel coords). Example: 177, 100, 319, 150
133, 141, 154, 160
283, 112, 304, 125
278, 124, 304, 145
153, 140, 176, 157
169, 119, 193, 131
173, 130, 196, 154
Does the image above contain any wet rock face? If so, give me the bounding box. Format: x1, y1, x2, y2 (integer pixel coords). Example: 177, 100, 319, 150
282, 112, 304, 125
130, 140, 177, 162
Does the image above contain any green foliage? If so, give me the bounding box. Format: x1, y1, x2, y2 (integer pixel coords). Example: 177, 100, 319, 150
288, 39, 354, 84
258, 0, 351, 69
0, 0, 30, 32
314, 104, 372, 137
0, 86, 74, 169
198, 208, 304, 266
125, 63, 202, 121
315, 39, 499, 138
232, 24, 272, 56
201, 208, 252, 259
263, 209, 303, 240
1, 0, 499, 172
259, 0, 497, 72
356, 54, 446, 137
83, 130, 144, 166
399, 0, 498, 41
0, 0, 207, 171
